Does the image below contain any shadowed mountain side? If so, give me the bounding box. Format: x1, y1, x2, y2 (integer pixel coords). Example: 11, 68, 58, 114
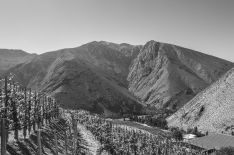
167, 67, 234, 134
128, 41, 234, 110
6, 42, 142, 115
41, 57, 142, 115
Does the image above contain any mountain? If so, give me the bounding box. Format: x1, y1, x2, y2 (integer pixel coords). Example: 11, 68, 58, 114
128, 41, 234, 110
167, 67, 234, 134
2, 40, 234, 116
0, 49, 36, 73
6, 41, 143, 115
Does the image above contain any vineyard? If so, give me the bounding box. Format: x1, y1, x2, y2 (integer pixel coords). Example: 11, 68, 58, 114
0, 73, 60, 154
67, 110, 206, 155
0, 73, 210, 155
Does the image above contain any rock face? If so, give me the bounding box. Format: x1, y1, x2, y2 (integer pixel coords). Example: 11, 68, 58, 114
128, 41, 233, 110
0, 49, 36, 72
167, 67, 234, 134
7, 41, 142, 115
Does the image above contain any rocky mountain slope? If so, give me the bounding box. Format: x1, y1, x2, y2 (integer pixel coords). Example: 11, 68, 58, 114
6, 41, 142, 115
0, 49, 35, 73
128, 41, 233, 110
167, 67, 234, 133
1, 40, 233, 115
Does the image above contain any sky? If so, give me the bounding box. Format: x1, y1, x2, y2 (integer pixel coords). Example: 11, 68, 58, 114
0, 0, 233, 61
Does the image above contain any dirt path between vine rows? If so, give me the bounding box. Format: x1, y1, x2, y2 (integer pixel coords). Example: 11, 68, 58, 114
77, 123, 101, 155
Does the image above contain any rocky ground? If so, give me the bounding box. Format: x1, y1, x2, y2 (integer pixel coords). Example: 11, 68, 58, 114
167, 67, 234, 134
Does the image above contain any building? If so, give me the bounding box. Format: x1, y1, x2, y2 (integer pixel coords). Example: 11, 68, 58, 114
187, 133, 234, 154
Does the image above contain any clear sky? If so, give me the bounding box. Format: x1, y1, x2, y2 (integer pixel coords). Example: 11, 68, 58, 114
0, 0, 233, 61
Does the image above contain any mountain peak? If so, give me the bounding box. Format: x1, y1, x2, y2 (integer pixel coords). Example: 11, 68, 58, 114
128, 41, 233, 110
145, 40, 157, 44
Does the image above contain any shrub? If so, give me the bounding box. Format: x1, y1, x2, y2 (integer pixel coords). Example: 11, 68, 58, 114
195, 106, 205, 121
142, 66, 152, 77
198, 106, 205, 116
186, 88, 193, 95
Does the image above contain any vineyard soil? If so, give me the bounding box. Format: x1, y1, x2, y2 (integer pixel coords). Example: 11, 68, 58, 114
76, 123, 101, 155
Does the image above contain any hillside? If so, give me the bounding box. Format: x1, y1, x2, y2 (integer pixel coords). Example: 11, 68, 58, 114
0, 49, 36, 73
128, 40, 234, 110
6, 41, 143, 115
167, 67, 234, 133
2, 40, 234, 115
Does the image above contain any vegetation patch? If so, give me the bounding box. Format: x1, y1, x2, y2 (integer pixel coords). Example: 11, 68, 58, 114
195, 105, 205, 121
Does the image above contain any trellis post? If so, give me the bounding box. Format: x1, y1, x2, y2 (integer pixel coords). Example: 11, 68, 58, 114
1, 118, 7, 155
54, 131, 58, 155
37, 129, 42, 155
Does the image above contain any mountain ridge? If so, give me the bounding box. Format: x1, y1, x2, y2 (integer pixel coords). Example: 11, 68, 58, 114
0, 49, 36, 73
4, 42, 143, 115
1, 40, 233, 116
127, 40, 233, 110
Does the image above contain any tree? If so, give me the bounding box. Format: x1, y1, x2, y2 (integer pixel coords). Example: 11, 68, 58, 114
172, 128, 183, 141
151, 117, 168, 129
217, 147, 234, 155
23, 87, 28, 139
27, 89, 32, 135
4, 76, 9, 142
32, 94, 36, 132
42, 95, 45, 126
192, 126, 204, 137
192, 126, 198, 134
11, 83, 20, 141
